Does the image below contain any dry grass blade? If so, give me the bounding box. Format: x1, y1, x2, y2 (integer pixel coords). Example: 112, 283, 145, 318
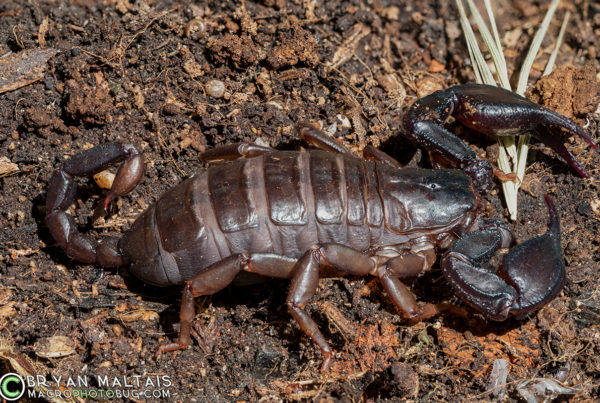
544, 11, 571, 77
467, 0, 510, 89
457, 0, 518, 218
455, 0, 566, 220
514, 0, 561, 200
455, 0, 489, 84
516, 0, 560, 95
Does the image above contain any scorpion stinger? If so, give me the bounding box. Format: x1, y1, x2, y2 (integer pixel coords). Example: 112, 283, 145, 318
441, 195, 564, 320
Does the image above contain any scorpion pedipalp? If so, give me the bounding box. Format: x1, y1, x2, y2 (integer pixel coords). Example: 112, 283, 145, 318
441, 195, 564, 320
404, 83, 598, 192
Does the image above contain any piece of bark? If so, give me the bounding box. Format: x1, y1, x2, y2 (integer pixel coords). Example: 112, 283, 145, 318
0, 48, 59, 94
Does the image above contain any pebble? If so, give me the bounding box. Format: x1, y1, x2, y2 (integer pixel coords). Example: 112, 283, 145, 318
205, 79, 225, 98
93, 170, 115, 190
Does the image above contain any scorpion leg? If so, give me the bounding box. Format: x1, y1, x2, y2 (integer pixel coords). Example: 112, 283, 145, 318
376, 246, 442, 320
45, 143, 144, 266
362, 145, 404, 169
203, 123, 353, 166
441, 195, 564, 320
297, 122, 353, 154
299, 122, 405, 168
200, 142, 273, 164
156, 253, 298, 356
286, 244, 375, 372
160, 244, 376, 371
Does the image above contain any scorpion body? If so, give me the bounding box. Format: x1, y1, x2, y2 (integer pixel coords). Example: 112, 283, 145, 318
46, 84, 597, 371
124, 149, 476, 288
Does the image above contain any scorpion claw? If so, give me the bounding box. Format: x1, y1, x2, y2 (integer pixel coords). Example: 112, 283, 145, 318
404, 84, 597, 190
92, 202, 110, 222
441, 195, 564, 320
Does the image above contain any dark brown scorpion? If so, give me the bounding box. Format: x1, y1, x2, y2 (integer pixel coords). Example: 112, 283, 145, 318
45, 84, 597, 371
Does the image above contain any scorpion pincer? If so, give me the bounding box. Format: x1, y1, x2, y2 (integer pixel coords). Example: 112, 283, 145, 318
45, 84, 598, 371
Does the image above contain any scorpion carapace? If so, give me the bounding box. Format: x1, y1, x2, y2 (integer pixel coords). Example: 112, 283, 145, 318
45, 84, 597, 371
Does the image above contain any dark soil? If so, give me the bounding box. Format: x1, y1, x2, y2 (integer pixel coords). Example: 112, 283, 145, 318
1, 1, 599, 401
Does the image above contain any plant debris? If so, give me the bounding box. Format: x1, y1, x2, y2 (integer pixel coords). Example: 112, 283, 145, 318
0, 48, 58, 94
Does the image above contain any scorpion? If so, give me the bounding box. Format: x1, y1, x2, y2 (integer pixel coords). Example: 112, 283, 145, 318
46, 84, 597, 371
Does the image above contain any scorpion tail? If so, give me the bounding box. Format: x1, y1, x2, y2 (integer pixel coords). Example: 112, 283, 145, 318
45, 143, 144, 267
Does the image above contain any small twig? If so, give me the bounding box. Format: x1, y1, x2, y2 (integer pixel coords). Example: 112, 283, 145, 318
73, 47, 113, 66
12, 25, 24, 48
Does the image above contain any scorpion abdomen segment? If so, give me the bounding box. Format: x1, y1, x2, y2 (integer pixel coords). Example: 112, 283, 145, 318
156, 176, 206, 252
121, 175, 220, 286
343, 156, 366, 226
263, 151, 307, 225
262, 150, 375, 254
209, 160, 259, 232
311, 151, 345, 224
261, 150, 379, 253
120, 205, 171, 286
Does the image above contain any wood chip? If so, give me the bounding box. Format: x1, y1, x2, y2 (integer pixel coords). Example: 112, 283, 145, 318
328, 23, 370, 70
0, 301, 16, 321
131, 84, 145, 109
0, 336, 64, 402
38, 16, 49, 47
0, 48, 59, 94
119, 309, 159, 323
376, 73, 406, 109
93, 170, 115, 190
322, 301, 356, 340
428, 59, 445, 73
34, 336, 77, 358
9, 248, 38, 259
590, 198, 600, 219
0, 156, 19, 176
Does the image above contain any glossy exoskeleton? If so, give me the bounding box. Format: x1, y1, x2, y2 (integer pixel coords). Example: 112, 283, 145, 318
45, 84, 597, 371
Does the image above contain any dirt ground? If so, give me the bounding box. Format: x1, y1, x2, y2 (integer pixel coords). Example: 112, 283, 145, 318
1, 0, 599, 401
